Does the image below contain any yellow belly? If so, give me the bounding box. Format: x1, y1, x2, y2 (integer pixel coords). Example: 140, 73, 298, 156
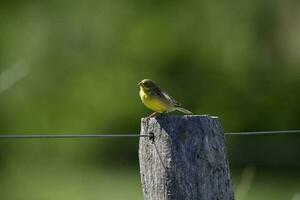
139, 90, 169, 113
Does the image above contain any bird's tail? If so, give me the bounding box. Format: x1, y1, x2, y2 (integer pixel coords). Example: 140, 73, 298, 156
175, 107, 193, 115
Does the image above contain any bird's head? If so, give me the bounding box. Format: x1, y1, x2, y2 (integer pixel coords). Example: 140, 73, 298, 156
138, 79, 157, 90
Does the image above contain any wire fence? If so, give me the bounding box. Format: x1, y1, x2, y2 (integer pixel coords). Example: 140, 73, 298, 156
0, 134, 149, 139
224, 130, 300, 135
0, 130, 299, 139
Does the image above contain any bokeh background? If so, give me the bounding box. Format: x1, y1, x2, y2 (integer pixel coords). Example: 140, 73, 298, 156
0, 0, 300, 199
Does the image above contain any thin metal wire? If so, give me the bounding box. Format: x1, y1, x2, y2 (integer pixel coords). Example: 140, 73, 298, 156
0, 134, 150, 139
0, 130, 299, 139
225, 130, 300, 135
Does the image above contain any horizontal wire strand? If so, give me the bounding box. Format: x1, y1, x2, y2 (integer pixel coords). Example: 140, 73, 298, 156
0, 134, 150, 139
225, 130, 300, 135
0, 130, 299, 139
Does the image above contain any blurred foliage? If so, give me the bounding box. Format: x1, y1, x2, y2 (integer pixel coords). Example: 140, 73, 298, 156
0, 0, 300, 199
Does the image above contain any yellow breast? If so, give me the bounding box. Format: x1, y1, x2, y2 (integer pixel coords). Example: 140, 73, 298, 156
139, 89, 169, 113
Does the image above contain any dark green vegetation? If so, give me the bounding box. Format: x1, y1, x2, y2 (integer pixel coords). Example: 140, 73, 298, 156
0, 0, 299, 199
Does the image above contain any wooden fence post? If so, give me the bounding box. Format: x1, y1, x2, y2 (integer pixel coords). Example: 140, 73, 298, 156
139, 115, 234, 200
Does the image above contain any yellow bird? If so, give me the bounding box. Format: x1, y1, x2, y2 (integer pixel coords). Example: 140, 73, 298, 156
138, 79, 193, 117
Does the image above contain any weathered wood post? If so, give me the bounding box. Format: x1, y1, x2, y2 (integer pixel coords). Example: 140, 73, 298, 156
139, 115, 234, 200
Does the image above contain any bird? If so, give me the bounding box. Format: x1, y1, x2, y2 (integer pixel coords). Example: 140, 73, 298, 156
138, 79, 193, 117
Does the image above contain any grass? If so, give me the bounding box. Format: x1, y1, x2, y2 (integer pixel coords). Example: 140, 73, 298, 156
0, 162, 299, 200
0, 163, 143, 200
232, 167, 300, 200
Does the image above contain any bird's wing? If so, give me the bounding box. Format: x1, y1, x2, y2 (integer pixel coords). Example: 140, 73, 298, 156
150, 86, 166, 99
162, 91, 181, 107
150, 86, 182, 107
163, 93, 193, 114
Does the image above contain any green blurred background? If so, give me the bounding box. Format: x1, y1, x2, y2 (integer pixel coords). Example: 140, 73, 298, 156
0, 0, 300, 199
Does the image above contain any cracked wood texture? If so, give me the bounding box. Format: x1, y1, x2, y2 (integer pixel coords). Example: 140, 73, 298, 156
139, 115, 234, 200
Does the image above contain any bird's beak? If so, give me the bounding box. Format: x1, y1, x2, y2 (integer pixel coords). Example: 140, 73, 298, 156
138, 81, 142, 86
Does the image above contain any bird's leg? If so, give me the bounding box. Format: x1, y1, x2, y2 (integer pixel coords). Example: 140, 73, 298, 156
147, 112, 159, 118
